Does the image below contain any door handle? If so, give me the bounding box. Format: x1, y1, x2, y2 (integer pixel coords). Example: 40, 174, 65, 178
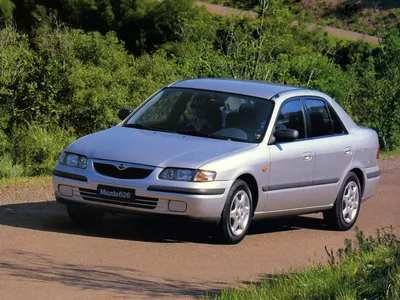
302, 152, 312, 161
344, 147, 352, 155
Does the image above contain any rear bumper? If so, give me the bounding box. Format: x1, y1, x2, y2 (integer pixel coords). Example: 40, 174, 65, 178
362, 167, 381, 202
52, 163, 232, 223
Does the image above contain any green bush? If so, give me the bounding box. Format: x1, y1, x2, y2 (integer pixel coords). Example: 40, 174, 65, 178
0, 0, 15, 25
0, 26, 36, 129
11, 125, 76, 176
0, 23, 186, 176
0, 129, 8, 156
3, 25, 182, 136
129, 51, 183, 106
25, 26, 137, 135
0, 154, 24, 179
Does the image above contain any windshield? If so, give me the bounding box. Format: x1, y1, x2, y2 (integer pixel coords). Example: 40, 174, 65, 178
124, 88, 274, 143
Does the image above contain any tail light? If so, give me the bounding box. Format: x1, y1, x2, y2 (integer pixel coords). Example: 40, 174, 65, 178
377, 143, 380, 159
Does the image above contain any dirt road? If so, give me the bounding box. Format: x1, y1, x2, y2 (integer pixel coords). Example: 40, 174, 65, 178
0, 157, 399, 299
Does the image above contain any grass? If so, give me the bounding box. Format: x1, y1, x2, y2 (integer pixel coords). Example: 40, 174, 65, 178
0, 154, 24, 179
381, 148, 400, 159
0, 176, 51, 189
205, 227, 400, 300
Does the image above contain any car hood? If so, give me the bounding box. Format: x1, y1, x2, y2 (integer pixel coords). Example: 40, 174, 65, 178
67, 126, 257, 169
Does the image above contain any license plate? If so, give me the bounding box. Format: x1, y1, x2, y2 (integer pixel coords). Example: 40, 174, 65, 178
97, 185, 135, 201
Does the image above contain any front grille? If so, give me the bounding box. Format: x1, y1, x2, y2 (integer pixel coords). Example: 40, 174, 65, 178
79, 188, 158, 210
93, 162, 153, 179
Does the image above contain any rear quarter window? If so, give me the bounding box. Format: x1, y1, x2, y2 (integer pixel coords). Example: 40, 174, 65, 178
328, 104, 347, 134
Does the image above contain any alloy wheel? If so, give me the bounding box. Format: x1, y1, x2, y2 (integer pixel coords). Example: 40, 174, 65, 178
342, 181, 359, 223
229, 190, 251, 236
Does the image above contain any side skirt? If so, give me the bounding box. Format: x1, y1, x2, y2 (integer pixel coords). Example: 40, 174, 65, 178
253, 204, 333, 220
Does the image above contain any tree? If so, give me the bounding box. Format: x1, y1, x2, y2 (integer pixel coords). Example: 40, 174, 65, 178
0, 0, 15, 25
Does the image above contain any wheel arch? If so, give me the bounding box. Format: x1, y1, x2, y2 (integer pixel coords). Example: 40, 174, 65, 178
349, 168, 365, 197
236, 173, 259, 215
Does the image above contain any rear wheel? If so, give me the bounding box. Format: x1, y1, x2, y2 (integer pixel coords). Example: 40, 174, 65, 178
66, 204, 104, 227
217, 179, 253, 244
323, 172, 361, 231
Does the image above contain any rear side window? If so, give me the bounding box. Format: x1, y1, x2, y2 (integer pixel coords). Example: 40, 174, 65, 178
328, 104, 347, 134
276, 99, 306, 139
305, 99, 333, 137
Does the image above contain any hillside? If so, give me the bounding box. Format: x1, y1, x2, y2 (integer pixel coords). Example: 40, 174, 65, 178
300, 0, 400, 35
204, 0, 400, 35
197, 1, 379, 43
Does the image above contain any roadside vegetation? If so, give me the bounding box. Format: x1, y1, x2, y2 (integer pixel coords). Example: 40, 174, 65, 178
0, 0, 400, 179
207, 227, 400, 299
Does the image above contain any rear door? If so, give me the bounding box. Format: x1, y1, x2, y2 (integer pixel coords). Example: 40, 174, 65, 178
264, 98, 314, 211
304, 98, 354, 207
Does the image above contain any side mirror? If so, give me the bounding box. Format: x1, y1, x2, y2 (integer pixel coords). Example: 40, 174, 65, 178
118, 108, 133, 121
273, 128, 299, 143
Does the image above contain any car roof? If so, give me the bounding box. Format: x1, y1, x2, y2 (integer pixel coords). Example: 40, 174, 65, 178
169, 78, 307, 100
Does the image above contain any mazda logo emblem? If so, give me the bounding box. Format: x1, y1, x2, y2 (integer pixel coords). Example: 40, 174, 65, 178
118, 163, 126, 170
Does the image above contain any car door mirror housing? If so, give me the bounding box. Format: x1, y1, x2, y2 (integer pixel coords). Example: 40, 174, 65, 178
273, 128, 299, 143
118, 108, 133, 121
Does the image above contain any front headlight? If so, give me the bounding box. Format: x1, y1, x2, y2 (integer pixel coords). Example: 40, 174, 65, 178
59, 152, 87, 169
159, 168, 216, 182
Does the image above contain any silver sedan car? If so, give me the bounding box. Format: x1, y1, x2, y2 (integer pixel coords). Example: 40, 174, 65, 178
53, 78, 381, 244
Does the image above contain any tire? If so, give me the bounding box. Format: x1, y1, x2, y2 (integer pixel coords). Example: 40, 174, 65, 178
323, 172, 361, 231
66, 204, 104, 227
217, 179, 253, 244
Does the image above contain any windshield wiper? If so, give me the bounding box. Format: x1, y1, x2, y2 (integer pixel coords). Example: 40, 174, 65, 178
211, 134, 245, 142
176, 130, 232, 141
124, 123, 175, 133
176, 130, 210, 137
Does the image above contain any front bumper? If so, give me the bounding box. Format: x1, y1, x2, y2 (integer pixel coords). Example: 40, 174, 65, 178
52, 162, 232, 223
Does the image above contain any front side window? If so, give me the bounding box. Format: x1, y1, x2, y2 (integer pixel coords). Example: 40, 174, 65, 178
124, 88, 275, 143
305, 99, 333, 137
137, 91, 181, 123
276, 99, 306, 139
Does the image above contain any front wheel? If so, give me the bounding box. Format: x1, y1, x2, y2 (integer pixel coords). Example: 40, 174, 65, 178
67, 204, 105, 227
323, 172, 361, 231
217, 179, 253, 244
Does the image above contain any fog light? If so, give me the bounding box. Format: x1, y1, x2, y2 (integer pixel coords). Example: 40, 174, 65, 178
59, 185, 73, 197
168, 200, 187, 212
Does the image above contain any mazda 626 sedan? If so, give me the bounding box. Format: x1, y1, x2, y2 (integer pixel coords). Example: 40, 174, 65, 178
53, 78, 381, 244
